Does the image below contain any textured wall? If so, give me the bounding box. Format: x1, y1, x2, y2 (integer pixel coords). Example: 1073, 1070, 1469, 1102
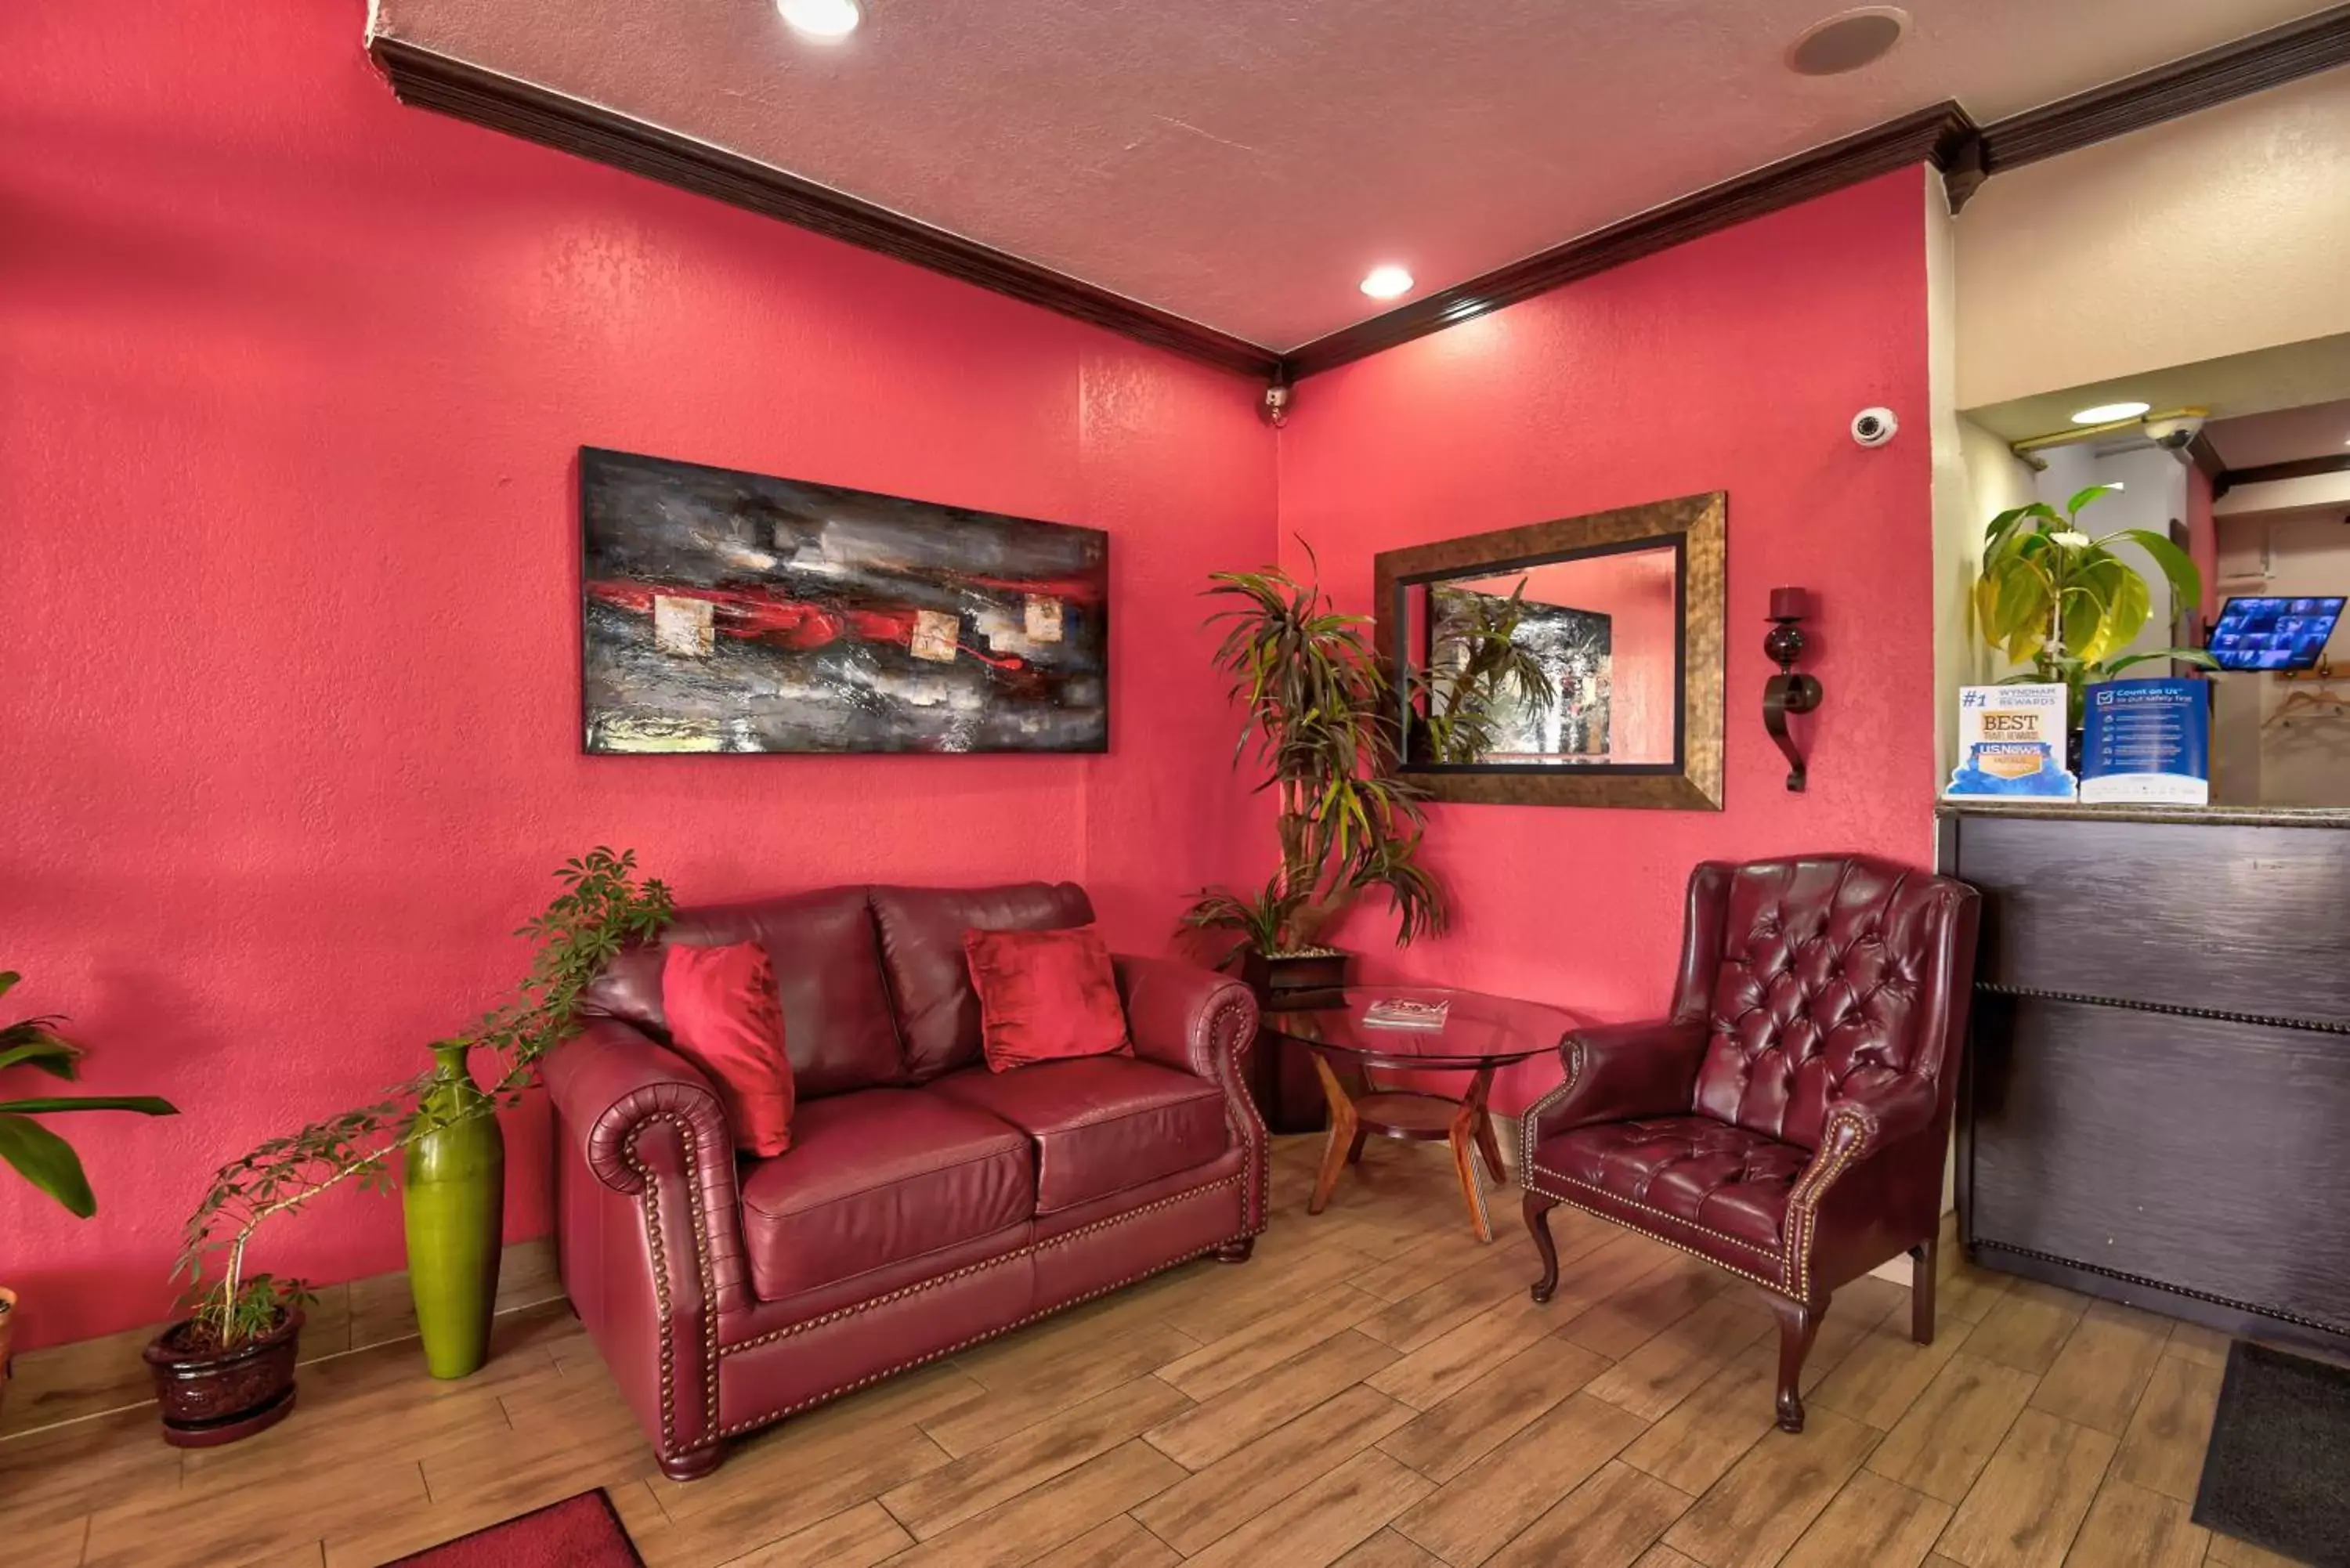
1274, 168, 1939, 1113
0, 1, 1270, 1349
1956, 71, 2350, 409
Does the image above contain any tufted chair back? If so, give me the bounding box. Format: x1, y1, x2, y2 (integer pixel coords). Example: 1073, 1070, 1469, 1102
1679, 856, 1967, 1152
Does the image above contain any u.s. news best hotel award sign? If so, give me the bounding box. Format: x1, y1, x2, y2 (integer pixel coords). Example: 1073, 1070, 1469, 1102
1944, 684, 2077, 800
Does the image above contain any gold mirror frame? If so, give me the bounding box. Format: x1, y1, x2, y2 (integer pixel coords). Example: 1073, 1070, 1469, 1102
1372, 491, 1724, 811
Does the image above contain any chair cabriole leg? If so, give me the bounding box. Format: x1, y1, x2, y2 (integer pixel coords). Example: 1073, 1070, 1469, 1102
1524, 1193, 1560, 1303
1764, 1292, 1826, 1433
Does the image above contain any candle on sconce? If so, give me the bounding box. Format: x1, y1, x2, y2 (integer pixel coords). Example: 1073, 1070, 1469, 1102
1770, 587, 1810, 620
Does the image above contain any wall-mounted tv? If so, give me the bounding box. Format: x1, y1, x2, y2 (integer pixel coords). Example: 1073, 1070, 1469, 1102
2206, 595, 2345, 671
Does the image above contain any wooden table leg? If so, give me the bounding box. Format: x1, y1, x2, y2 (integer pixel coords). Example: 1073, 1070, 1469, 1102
1448, 1066, 1498, 1242
1473, 1107, 1507, 1187
1308, 1052, 1359, 1216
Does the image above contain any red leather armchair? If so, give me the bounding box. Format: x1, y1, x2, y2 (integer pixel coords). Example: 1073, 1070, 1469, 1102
1520, 855, 1978, 1433
543, 883, 1264, 1479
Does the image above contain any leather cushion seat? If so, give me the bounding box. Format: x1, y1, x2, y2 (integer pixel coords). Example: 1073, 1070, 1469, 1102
930, 1057, 1229, 1213
1534, 1115, 1807, 1252
739, 1089, 1034, 1300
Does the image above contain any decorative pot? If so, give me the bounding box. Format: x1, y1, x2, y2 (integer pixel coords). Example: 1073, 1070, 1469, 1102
1236, 947, 1354, 1136
143, 1308, 302, 1447
403, 1042, 505, 1379
0, 1285, 16, 1420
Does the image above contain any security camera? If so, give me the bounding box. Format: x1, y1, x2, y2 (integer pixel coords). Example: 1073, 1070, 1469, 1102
2146, 413, 2205, 450
1851, 407, 1899, 448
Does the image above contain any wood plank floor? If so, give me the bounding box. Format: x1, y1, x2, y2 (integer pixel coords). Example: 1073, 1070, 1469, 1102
0, 1136, 2305, 1568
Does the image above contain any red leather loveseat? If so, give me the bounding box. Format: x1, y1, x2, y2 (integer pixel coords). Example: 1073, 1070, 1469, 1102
541, 882, 1264, 1479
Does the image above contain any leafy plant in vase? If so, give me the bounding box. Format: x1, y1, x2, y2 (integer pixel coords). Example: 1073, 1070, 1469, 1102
153, 849, 671, 1446
0, 971, 179, 1417
1975, 484, 2217, 756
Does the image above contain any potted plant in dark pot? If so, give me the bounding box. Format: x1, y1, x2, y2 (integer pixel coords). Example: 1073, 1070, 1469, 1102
1183, 558, 1544, 1132
0, 970, 179, 1418
153, 848, 671, 1446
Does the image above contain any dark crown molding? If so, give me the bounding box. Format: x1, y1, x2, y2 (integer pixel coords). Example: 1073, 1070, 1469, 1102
1282, 103, 1979, 381
373, 9, 2350, 392
367, 36, 1284, 381
1978, 3, 2350, 174
2218, 452, 2350, 496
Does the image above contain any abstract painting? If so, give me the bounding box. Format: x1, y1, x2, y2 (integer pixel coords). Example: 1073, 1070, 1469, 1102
580, 448, 1108, 753
1430, 587, 1612, 759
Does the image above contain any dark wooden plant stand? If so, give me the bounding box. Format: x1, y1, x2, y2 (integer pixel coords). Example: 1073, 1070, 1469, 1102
1263, 987, 1578, 1243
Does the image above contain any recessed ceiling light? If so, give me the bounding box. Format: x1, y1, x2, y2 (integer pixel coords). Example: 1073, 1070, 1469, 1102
2071, 401, 2152, 424
1360, 265, 1414, 300
779, 0, 860, 42
1786, 8, 1910, 76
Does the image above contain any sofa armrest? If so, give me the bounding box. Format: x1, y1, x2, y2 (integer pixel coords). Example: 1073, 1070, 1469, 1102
1782, 1070, 1947, 1299
1114, 952, 1267, 1237
1112, 952, 1259, 1082
1524, 1018, 1709, 1154
543, 1017, 750, 1320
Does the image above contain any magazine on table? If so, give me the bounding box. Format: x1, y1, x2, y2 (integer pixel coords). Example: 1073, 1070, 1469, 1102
1361, 997, 1450, 1030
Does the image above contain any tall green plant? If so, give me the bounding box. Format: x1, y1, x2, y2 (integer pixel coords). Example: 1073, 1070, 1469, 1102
1976, 484, 2217, 723
1415, 583, 1560, 764
172, 848, 672, 1349
1183, 555, 1440, 956
0, 972, 177, 1216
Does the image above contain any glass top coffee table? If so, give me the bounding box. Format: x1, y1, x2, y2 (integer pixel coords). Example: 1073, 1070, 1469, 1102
1262, 986, 1582, 1242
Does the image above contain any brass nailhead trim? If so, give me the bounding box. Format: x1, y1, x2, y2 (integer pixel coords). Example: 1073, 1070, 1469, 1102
625, 1113, 726, 1461
1524, 1176, 1788, 1295
715, 1236, 1239, 1437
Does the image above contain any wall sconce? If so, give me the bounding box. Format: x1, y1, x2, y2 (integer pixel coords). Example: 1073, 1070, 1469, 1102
1763, 587, 1822, 792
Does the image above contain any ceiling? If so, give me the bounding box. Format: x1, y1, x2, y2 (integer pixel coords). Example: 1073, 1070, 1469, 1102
371, 1, 2330, 350
2208, 396, 2350, 468
1965, 332, 2350, 443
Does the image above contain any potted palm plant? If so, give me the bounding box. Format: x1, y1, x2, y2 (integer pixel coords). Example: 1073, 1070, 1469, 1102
1976, 484, 2218, 749
1183, 558, 1542, 1129
151, 848, 671, 1446
0, 970, 179, 1417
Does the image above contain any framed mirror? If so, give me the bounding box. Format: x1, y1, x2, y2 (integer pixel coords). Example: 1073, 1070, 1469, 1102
1373, 492, 1723, 810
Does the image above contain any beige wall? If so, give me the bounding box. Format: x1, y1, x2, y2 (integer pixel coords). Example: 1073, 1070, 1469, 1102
2213, 511, 2350, 805
1929, 170, 2003, 784
1956, 70, 2350, 410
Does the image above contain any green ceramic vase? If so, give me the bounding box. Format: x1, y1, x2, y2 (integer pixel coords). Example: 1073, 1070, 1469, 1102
403, 1042, 504, 1379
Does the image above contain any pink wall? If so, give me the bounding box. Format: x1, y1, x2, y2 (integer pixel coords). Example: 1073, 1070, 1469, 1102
1277, 169, 1940, 1112
6, 1, 1947, 1353
2186, 461, 2219, 625
1, 2, 1271, 1349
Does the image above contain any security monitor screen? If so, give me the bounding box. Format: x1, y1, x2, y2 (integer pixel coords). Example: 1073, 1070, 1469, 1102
2207, 596, 2345, 671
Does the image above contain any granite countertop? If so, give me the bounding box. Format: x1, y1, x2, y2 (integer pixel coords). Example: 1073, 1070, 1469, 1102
1937, 800, 2350, 828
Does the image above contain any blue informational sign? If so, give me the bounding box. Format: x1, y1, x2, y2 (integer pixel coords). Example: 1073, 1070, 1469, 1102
2078, 678, 2210, 805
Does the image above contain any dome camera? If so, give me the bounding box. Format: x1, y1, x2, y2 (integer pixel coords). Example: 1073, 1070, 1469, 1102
1851, 407, 1899, 448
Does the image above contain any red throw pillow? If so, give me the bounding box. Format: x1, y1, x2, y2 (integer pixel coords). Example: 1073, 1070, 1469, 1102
660, 941, 794, 1156
964, 924, 1132, 1072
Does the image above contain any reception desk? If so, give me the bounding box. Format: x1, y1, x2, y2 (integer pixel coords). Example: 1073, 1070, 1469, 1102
1939, 801, 2350, 1353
